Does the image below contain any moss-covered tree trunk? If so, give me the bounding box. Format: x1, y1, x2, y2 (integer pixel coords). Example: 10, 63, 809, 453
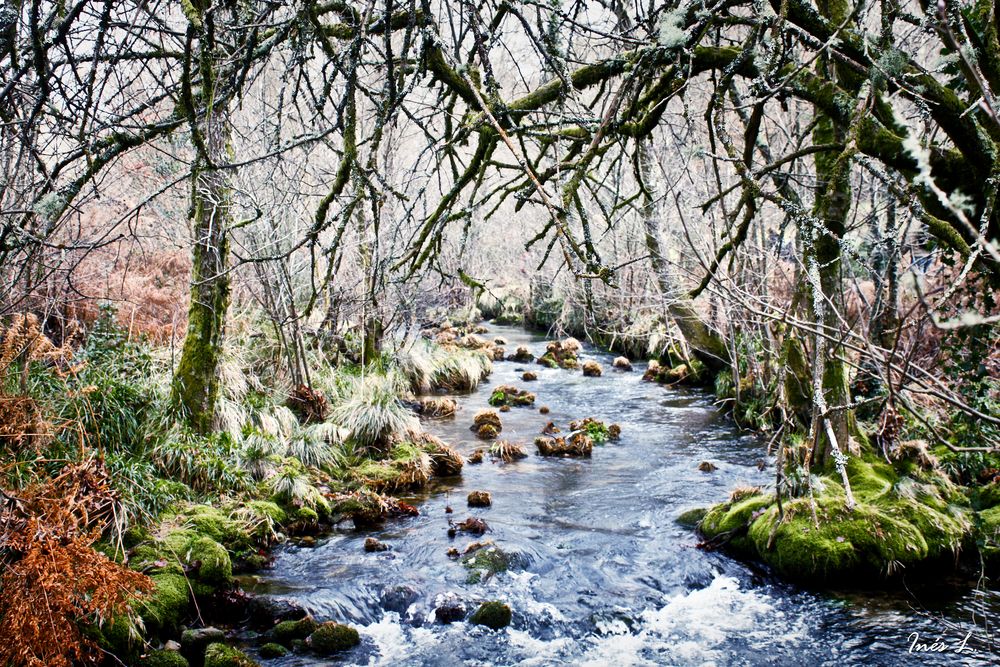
807, 0, 862, 468
170, 4, 233, 433
637, 140, 730, 372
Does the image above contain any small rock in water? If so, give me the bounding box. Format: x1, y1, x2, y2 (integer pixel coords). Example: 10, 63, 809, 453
245, 595, 307, 629
445, 505, 453, 514
582, 360, 603, 377
507, 346, 534, 362
297, 535, 317, 547
499, 404, 511, 412
467, 490, 492, 507
494, 336, 508, 345
451, 516, 489, 536
467, 449, 485, 464
380, 584, 420, 613
522, 371, 537, 381
698, 461, 718, 472
180, 626, 225, 658
613, 356, 633, 371
434, 594, 467, 624
364, 537, 389, 552
539, 406, 550, 414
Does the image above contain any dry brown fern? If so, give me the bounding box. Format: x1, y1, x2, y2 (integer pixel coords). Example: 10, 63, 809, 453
0, 459, 151, 667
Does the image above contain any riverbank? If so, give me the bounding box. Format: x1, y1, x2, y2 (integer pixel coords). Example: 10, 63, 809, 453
4, 313, 999, 665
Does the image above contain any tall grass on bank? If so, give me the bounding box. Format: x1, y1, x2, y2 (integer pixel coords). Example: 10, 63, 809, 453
332, 372, 418, 455
395, 339, 491, 393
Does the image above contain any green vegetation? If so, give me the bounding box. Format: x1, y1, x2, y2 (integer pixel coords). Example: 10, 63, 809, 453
469, 601, 512, 630
307, 622, 361, 654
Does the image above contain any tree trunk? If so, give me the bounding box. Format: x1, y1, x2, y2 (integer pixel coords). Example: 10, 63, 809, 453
808, 0, 862, 468
637, 140, 730, 372
171, 8, 233, 434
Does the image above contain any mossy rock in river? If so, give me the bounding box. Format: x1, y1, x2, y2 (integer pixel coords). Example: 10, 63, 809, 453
267, 616, 319, 646
977, 505, 1000, 570
699, 458, 972, 582
488, 384, 536, 407
676, 507, 708, 528
258, 643, 288, 659
462, 544, 526, 583
203, 643, 260, 667
140, 649, 190, 667
469, 601, 512, 629
307, 622, 361, 654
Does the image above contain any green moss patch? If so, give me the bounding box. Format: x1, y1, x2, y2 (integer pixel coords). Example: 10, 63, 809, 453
699, 459, 973, 582
203, 643, 260, 667
470, 601, 512, 629
140, 649, 190, 667
307, 622, 361, 654
139, 572, 191, 637
268, 616, 318, 646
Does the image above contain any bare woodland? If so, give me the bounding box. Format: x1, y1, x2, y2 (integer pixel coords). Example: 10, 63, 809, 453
1, 0, 999, 665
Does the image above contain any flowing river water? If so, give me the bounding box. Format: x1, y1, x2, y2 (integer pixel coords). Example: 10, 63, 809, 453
246, 325, 999, 666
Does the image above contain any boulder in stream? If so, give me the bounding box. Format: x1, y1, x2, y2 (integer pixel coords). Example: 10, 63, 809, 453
471, 410, 502, 439
203, 643, 260, 667
180, 627, 225, 661
380, 584, 420, 614
307, 622, 360, 655
467, 490, 492, 507
507, 346, 534, 362
470, 601, 512, 630
258, 643, 288, 659
433, 593, 467, 624
266, 616, 318, 646
613, 356, 633, 371
582, 360, 603, 377
364, 537, 389, 552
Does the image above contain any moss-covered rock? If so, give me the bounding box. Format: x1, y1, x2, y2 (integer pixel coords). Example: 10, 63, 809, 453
269, 616, 318, 646
699, 458, 973, 582
676, 507, 708, 528
351, 443, 433, 492
972, 481, 1000, 510
258, 643, 288, 659
307, 622, 361, 654
139, 572, 190, 637
469, 601, 511, 629
488, 384, 535, 407
461, 544, 523, 583
176, 505, 252, 552
189, 536, 233, 585
203, 643, 260, 667
140, 649, 190, 667
978, 505, 1000, 570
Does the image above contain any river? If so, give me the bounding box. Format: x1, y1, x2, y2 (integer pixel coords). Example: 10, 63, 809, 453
246, 324, 999, 666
